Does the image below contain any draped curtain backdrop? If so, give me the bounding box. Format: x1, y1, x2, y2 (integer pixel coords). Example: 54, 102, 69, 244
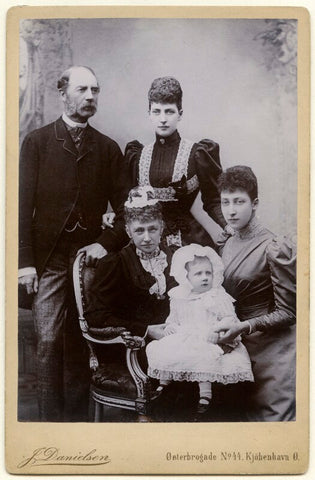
19, 19, 73, 146
19, 18, 297, 236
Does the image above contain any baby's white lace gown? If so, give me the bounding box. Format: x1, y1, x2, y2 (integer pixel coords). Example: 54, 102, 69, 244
146, 287, 254, 384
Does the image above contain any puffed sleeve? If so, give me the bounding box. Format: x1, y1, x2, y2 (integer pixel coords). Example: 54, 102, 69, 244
124, 140, 144, 188
249, 235, 296, 333
194, 139, 226, 227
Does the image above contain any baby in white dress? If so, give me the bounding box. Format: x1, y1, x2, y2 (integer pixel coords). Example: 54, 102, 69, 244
146, 243, 254, 414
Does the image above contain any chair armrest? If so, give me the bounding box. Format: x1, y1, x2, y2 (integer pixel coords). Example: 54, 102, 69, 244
120, 331, 145, 349
83, 328, 145, 350
88, 326, 127, 339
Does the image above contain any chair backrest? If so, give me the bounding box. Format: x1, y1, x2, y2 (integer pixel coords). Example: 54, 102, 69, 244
73, 252, 96, 333
73, 253, 129, 344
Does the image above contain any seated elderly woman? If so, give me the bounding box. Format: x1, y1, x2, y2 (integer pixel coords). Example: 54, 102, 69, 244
85, 186, 177, 340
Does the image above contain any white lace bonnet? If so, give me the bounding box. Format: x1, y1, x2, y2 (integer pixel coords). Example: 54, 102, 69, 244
170, 243, 224, 289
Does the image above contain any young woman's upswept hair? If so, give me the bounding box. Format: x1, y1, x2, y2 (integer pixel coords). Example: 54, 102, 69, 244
218, 165, 258, 201
148, 76, 183, 111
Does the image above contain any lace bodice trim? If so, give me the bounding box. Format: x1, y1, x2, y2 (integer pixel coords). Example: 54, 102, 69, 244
138, 138, 197, 201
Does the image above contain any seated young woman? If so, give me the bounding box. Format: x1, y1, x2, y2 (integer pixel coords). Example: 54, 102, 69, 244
85, 186, 177, 340
124, 76, 226, 249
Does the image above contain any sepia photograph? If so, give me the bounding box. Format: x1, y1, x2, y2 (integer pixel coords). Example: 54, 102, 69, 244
5, 5, 310, 476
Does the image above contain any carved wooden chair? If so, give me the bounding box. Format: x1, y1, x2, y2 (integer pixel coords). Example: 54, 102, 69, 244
73, 251, 156, 421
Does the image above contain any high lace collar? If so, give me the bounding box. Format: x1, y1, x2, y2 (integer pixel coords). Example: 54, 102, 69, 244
136, 247, 168, 299
234, 216, 264, 240
155, 130, 180, 147
136, 247, 161, 260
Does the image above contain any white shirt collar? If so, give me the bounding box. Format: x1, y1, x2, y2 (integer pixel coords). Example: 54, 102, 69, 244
62, 112, 88, 128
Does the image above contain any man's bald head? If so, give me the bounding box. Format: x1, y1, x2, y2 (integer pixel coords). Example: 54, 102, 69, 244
57, 65, 98, 93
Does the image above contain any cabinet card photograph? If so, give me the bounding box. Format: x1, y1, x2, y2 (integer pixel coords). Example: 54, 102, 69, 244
6, 5, 310, 475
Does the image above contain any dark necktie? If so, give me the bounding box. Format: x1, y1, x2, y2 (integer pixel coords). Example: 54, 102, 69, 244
67, 126, 86, 150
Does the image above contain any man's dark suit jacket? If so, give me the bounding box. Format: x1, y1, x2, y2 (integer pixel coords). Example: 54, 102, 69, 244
19, 117, 128, 277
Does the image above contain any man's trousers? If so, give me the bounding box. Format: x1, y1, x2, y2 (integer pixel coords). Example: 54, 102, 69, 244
32, 243, 90, 421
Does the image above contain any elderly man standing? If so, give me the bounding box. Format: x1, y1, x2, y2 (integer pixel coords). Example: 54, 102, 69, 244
18, 65, 128, 421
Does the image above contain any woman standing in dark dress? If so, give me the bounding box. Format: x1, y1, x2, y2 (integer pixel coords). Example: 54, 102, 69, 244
125, 76, 226, 248
215, 166, 296, 422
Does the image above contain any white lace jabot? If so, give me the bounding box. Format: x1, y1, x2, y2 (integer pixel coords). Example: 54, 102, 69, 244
136, 248, 168, 299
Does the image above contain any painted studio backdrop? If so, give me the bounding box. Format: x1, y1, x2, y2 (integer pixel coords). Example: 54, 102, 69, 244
18, 17, 297, 420
19, 17, 297, 235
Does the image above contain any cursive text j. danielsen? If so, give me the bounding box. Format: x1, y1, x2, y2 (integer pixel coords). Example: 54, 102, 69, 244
17, 447, 111, 468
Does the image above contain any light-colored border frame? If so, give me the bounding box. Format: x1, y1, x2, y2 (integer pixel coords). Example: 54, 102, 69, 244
5, 5, 310, 475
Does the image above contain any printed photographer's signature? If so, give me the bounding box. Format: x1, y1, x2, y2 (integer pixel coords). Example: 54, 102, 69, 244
17, 447, 111, 468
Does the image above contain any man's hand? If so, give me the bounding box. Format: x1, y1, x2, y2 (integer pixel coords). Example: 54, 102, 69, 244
18, 273, 39, 294
77, 243, 108, 267
102, 212, 116, 229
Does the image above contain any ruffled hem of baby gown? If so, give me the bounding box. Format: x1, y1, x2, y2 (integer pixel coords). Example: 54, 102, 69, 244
147, 367, 254, 384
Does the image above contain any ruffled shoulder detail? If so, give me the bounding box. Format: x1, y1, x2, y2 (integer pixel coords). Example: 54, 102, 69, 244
168, 284, 191, 300
124, 139, 144, 159
197, 138, 219, 152
124, 140, 144, 181
266, 233, 297, 264
201, 287, 235, 313
195, 138, 221, 172
168, 284, 235, 305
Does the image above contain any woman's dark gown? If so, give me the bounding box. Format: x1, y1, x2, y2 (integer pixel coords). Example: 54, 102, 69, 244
218, 218, 296, 421
125, 130, 226, 247
86, 243, 176, 337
